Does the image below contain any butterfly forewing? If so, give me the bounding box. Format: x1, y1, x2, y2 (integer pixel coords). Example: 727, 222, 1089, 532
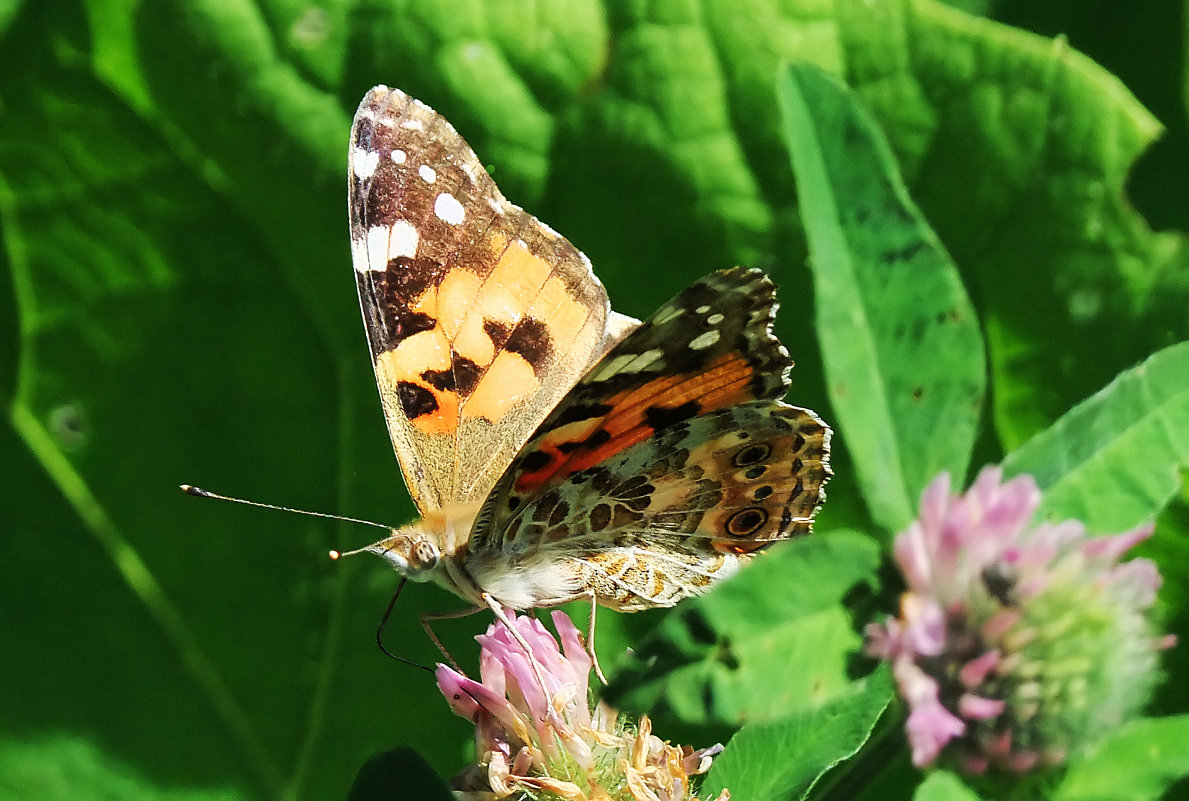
348, 86, 616, 512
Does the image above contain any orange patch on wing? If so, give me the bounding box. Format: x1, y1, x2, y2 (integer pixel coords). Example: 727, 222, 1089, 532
424, 270, 483, 342
374, 340, 461, 436
529, 275, 590, 345
451, 243, 554, 367
485, 242, 553, 316
513, 351, 758, 493
464, 350, 539, 422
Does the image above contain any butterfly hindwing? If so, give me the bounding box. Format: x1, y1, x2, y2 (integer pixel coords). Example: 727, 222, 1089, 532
349, 87, 617, 511
468, 401, 831, 610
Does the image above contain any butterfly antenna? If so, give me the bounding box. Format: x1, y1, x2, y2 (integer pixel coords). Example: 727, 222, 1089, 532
179, 484, 393, 560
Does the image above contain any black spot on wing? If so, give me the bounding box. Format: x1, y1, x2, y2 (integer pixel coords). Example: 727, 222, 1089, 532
590, 504, 612, 531
452, 356, 482, 395
520, 450, 553, 473
418, 355, 481, 395
483, 319, 511, 348
505, 317, 552, 370
726, 508, 768, 537
357, 260, 443, 352
553, 402, 614, 426
421, 369, 453, 391
397, 382, 438, 419
643, 400, 700, 433
580, 429, 611, 450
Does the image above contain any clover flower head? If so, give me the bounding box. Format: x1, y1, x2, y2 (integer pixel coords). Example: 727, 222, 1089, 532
438, 610, 728, 801
866, 466, 1173, 774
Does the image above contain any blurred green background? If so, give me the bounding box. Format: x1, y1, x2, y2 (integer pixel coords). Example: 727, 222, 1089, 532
1, 1, 1185, 799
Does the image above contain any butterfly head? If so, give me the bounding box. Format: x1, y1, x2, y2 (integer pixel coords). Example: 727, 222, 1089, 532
331, 524, 441, 581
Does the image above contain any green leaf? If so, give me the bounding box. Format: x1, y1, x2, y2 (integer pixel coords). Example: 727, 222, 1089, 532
608, 531, 880, 724
701, 668, 893, 801
914, 772, 986, 801
0, 735, 238, 801
1003, 341, 1189, 531
1053, 716, 1189, 801
778, 62, 985, 534
842, 4, 1187, 450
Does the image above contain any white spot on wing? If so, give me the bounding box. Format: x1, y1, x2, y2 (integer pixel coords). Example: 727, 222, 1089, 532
434, 193, 466, 225
391, 149, 407, 164
387, 219, 419, 260
365, 226, 389, 272
632, 349, 664, 371
590, 353, 635, 381
653, 305, 683, 325
706, 313, 725, 325
418, 164, 437, 184
351, 148, 380, 180
350, 236, 369, 273
588, 348, 664, 380
359, 221, 419, 272
695, 305, 711, 314
400, 118, 424, 131
689, 330, 721, 350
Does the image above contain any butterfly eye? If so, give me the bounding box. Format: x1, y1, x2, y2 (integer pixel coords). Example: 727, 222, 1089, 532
733, 443, 772, 467
411, 540, 440, 570
725, 508, 768, 537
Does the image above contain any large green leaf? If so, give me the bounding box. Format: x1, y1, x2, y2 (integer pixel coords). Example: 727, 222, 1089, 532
3, 1, 1185, 799
779, 62, 985, 534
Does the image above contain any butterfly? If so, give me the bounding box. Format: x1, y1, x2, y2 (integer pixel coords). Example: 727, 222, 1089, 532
344, 86, 831, 618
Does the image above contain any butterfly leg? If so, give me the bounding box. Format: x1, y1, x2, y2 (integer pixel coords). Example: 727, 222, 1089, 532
584, 592, 608, 686
418, 605, 485, 672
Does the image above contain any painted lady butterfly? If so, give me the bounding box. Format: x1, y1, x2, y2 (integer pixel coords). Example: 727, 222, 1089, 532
344, 86, 831, 615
